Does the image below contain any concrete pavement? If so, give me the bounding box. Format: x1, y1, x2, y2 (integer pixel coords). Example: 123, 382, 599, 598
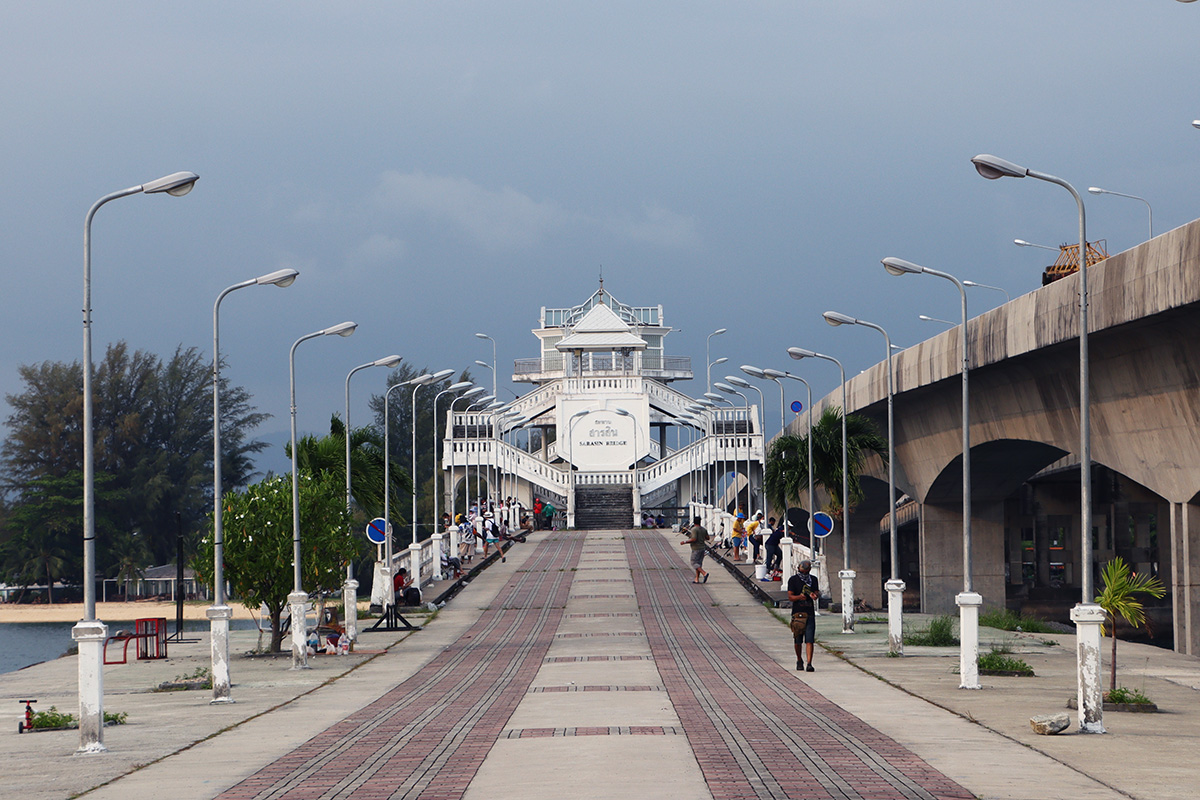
0, 528, 1194, 799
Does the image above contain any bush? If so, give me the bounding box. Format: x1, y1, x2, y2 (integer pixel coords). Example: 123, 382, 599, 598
977, 647, 1034, 675
1106, 686, 1153, 705
29, 706, 126, 729
904, 614, 959, 646
979, 608, 1055, 634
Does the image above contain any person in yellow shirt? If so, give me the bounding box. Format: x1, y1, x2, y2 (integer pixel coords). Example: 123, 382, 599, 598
731, 511, 748, 562
746, 511, 766, 564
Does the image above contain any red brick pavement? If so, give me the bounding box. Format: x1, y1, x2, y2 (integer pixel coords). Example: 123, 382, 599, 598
626, 533, 974, 800
213, 532, 584, 800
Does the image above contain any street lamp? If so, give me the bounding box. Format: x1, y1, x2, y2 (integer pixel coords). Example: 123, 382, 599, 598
707, 356, 728, 396
449, 386, 486, 526
788, 346, 854, 633
289, 321, 357, 669
919, 314, 956, 326
764, 368, 815, 564
76, 170, 199, 753
413, 369, 456, 545
1088, 186, 1152, 240
726, 375, 766, 520
210, 267, 299, 702
433, 381, 474, 541
706, 328, 726, 393
823, 311, 903, 654
704, 392, 733, 511
714, 382, 751, 523
1013, 238, 1059, 252
475, 333, 497, 398
342, 353, 401, 645
962, 281, 1010, 303
465, 395, 498, 514
973, 153, 1103, 731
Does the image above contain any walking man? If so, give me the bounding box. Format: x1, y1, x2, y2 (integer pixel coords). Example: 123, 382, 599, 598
680, 516, 710, 584
788, 559, 819, 671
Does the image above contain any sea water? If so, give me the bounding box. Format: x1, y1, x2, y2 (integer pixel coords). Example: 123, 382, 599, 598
0, 618, 260, 675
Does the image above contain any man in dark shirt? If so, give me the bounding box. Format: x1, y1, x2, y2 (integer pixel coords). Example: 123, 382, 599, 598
680, 517, 710, 584
787, 560, 819, 671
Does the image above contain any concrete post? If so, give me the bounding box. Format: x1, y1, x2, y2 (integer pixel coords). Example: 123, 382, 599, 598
956, 591, 983, 689
781, 536, 794, 582
409, 542, 422, 587
206, 605, 234, 703
432, 534, 444, 579
1071, 602, 1106, 733
885, 579, 906, 655
342, 580, 358, 645
839, 569, 856, 633
71, 620, 107, 753
288, 590, 309, 670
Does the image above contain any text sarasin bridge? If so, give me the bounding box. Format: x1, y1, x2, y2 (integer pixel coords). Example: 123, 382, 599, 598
442, 284, 765, 529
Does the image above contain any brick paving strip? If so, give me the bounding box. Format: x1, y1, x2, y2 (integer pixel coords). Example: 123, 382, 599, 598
213, 532, 585, 800
502, 725, 685, 738
627, 534, 975, 800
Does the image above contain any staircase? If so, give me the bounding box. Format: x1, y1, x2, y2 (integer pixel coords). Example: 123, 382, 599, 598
574, 485, 634, 530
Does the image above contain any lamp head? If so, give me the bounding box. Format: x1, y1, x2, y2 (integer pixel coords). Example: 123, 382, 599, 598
971, 154, 1028, 180
710, 356, 728, 366
696, 398, 716, 407
823, 311, 857, 327
703, 392, 723, 401
256, 268, 299, 287
711, 327, 727, 336
408, 373, 434, 386
374, 354, 403, 368
446, 381, 473, 392
475, 394, 497, 405
1193, 120, 1200, 128
462, 386, 486, 398
713, 382, 737, 394
882, 257, 922, 276
763, 368, 787, 379
725, 375, 751, 389
611, 408, 632, 418
430, 369, 456, 382
787, 347, 815, 361
142, 171, 200, 196
323, 321, 357, 337
740, 365, 765, 379
1087, 187, 1105, 195
474, 360, 492, 369
475, 332, 490, 340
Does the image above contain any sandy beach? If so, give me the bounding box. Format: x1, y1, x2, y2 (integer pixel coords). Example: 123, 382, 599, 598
0, 601, 260, 624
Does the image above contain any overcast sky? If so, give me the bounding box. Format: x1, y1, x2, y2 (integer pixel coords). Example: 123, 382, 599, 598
2, 2, 1197, 477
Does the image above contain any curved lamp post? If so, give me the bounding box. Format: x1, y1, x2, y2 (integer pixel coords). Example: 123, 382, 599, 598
433, 381, 474, 540
475, 333, 497, 398
449, 386, 486, 526
726, 375, 766, 520
764, 368, 815, 576
823, 311, 903, 654
714, 382, 751, 522
1088, 186, 1152, 240
788, 346, 854, 633
289, 321, 357, 669
706, 328, 726, 393
412, 369, 456, 545
210, 267, 299, 701
342, 353, 401, 644
972, 153, 1103, 732
884, 256, 977, 681
76, 170, 199, 753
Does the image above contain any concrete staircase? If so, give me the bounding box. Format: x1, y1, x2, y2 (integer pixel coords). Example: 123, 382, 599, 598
574, 485, 634, 530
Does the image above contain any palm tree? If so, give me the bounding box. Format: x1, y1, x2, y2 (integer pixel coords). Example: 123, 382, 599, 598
764, 406, 886, 519
1096, 556, 1165, 693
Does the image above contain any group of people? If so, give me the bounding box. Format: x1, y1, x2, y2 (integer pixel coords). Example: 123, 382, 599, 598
443, 497, 537, 570
726, 510, 790, 576
680, 514, 820, 673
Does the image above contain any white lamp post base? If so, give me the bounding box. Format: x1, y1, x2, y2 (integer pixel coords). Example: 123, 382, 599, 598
206, 605, 234, 703
885, 579, 906, 654
1071, 602, 1107, 733
72, 620, 108, 754
288, 591, 310, 670
343, 580, 359, 645
956, 592, 983, 689
839, 570, 856, 633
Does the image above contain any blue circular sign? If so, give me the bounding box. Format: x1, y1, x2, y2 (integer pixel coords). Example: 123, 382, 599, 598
365, 517, 391, 545
790, 400, 803, 414
811, 512, 834, 538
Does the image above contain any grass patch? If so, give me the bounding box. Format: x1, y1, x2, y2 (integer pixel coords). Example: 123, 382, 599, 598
857, 615, 887, 624
977, 647, 1034, 675
903, 614, 959, 647
979, 608, 1056, 634
29, 706, 127, 729
1106, 686, 1153, 705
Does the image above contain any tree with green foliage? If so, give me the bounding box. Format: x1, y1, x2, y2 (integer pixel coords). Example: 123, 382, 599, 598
1, 342, 267, 594
195, 472, 354, 652
1096, 556, 1165, 693
763, 407, 887, 519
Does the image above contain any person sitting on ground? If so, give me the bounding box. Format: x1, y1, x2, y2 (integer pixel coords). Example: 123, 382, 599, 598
441, 546, 463, 579
519, 514, 533, 535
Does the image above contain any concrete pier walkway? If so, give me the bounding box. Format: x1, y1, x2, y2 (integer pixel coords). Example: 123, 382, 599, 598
3, 528, 1196, 799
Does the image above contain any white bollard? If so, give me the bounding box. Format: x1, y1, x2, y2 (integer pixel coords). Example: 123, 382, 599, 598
342, 580, 359, 645
1071, 602, 1107, 732
207, 604, 234, 702
839, 570, 856, 633
956, 591, 982, 688
72, 620, 108, 752
288, 591, 310, 670
431, 534, 444, 579
409, 542, 422, 587
886, 579, 906, 656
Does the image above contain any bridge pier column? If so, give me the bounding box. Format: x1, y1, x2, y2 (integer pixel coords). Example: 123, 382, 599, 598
1168, 501, 1200, 655
820, 515, 883, 611
919, 502, 1005, 615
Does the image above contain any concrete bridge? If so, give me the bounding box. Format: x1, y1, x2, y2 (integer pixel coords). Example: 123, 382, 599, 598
791, 216, 1200, 656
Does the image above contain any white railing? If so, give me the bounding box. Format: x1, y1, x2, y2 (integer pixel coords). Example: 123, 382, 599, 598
575, 471, 634, 486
